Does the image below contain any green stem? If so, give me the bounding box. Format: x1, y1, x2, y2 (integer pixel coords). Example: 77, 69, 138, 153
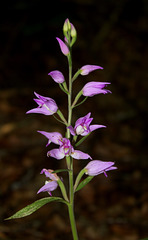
68, 159, 78, 240
66, 49, 79, 240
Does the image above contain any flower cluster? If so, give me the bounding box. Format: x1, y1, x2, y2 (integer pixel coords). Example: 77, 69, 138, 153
26, 18, 117, 197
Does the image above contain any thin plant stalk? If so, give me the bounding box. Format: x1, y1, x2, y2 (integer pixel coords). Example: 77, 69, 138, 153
67, 49, 79, 240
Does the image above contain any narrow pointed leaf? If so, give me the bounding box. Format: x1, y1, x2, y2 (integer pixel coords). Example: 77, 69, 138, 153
72, 97, 88, 109
75, 176, 94, 192
75, 133, 90, 147
59, 83, 69, 95
6, 197, 67, 220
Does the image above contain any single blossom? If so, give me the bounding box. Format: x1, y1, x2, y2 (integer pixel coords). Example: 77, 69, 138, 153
85, 160, 117, 177
68, 112, 106, 136
82, 81, 111, 97
37, 169, 59, 196
80, 65, 103, 76
26, 92, 58, 115
56, 37, 70, 56
48, 70, 65, 83
38, 130, 91, 160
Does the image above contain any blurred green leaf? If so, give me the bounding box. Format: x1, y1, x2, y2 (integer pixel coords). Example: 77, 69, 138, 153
6, 197, 67, 220
75, 176, 94, 192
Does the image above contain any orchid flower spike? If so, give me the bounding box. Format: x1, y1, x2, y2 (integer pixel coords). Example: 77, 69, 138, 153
26, 92, 58, 115
68, 112, 106, 136
80, 65, 103, 76
85, 160, 117, 177
82, 81, 111, 97
37, 169, 59, 196
48, 70, 65, 83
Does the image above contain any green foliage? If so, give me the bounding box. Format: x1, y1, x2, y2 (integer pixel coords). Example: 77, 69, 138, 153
75, 176, 94, 192
6, 197, 67, 220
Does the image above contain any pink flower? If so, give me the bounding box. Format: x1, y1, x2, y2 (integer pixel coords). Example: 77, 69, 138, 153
26, 92, 58, 115
48, 70, 65, 83
56, 37, 70, 56
48, 137, 92, 160
38, 131, 91, 160
68, 112, 106, 136
85, 160, 117, 177
37, 169, 59, 196
80, 65, 103, 75
82, 81, 111, 97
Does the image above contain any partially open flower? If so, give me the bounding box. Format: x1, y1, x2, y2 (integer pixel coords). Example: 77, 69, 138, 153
68, 112, 106, 136
26, 92, 58, 115
37, 169, 59, 196
48, 70, 65, 83
47, 137, 92, 160
38, 131, 91, 160
80, 65, 103, 76
85, 160, 117, 177
56, 37, 70, 56
82, 81, 111, 97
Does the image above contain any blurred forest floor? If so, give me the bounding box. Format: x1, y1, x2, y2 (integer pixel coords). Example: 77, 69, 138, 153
0, 0, 148, 239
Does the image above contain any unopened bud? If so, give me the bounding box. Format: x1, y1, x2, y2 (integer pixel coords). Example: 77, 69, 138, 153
70, 23, 77, 38
63, 18, 71, 36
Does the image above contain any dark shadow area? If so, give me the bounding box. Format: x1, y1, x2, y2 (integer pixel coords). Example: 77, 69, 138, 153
0, 0, 148, 239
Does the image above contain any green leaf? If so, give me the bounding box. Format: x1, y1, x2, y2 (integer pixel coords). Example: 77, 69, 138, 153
75, 133, 90, 147
140, 238, 148, 240
75, 176, 94, 192
6, 197, 67, 220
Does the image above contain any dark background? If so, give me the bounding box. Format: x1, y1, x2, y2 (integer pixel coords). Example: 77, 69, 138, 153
0, 0, 148, 239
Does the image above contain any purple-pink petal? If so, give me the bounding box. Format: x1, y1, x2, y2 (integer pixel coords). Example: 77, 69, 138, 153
85, 160, 117, 176
26, 92, 58, 115
82, 81, 111, 97
37, 131, 62, 146
67, 126, 75, 136
48, 70, 65, 83
89, 124, 106, 132
40, 168, 58, 181
47, 148, 65, 160
80, 65, 103, 76
37, 181, 58, 194
56, 37, 69, 56
71, 150, 92, 160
